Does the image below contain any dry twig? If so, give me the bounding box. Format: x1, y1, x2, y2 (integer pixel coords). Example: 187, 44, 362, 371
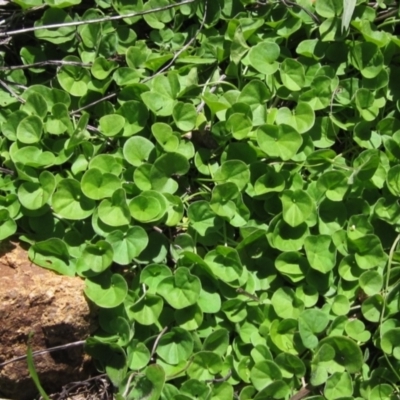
0, 340, 86, 368
0, 60, 92, 71
0, 0, 196, 38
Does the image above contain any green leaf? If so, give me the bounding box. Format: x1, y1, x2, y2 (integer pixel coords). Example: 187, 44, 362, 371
350, 42, 383, 79
281, 190, 314, 227
381, 328, 400, 360
275, 252, 309, 283
271, 287, 304, 319
118, 100, 149, 136
89, 154, 123, 175
299, 309, 329, 349
238, 80, 271, 108
106, 226, 148, 265
129, 190, 167, 223
29, 238, 74, 276
187, 352, 223, 381
331, 294, 350, 316
173, 102, 197, 131
361, 294, 384, 322
324, 372, 353, 399
18, 171, 55, 210
250, 361, 282, 391
91, 57, 118, 79
304, 235, 336, 273
254, 381, 290, 400
188, 201, 221, 237
175, 303, 203, 331
359, 270, 383, 296
156, 327, 194, 365
98, 188, 131, 226
123, 136, 155, 167
345, 320, 370, 342
16, 115, 43, 144
45, 0, 81, 7
317, 336, 363, 373
52, 179, 96, 220
34, 8, 75, 43
127, 340, 151, 371
205, 246, 243, 284
210, 182, 239, 220
164, 193, 184, 227
84, 271, 128, 308
254, 167, 285, 195
271, 218, 310, 252
317, 171, 349, 201
150, 153, 190, 194
76, 240, 113, 276
316, 0, 343, 18
99, 114, 125, 137
257, 124, 303, 161
226, 113, 253, 140
21, 93, 48, 119
81, 168, 122, 200
280, 59, 305, 91
130, 293, 163, 325
140, 264, 172, 294
248, 41, 280, 75
349, 234, 387, 269
342, 0, 357, 32
202, 329, 229, 356
143, 0, 174, 29
57, 56, 91, 96
0, 194, 20, 219
352, 149, 380, 181
387, 165, 400, 196
214, 160, 250, 191
156, 267, 201, 309
275, 103, 315, 134
275, 353, 305, 379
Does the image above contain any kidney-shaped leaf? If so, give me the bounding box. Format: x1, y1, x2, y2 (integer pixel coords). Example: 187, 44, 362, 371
304, 235, 336, 273
106, 226, 148, 265
250, 360, 282, 391
248, 41, 280, 75
317, 336, 363, 373
140, 264, 172, 294
76, 240, 113, 276
157, 267, 201, 309
123, 136, 155, 167
381, 328, 400, 360
52, 178, 96, 220
150, 153, 189, 194
187, 351, 223, 381
84, 271, 128, 308
299, 309, 330, 349
173, 102, 197, 131
257, 124, 302, 160
130, 293, 163, 326
17, 115, 43, 144
156, 327, 194, 365
0, 210, 17, 241
81, 168, 122, 200
214, 160, 250, 191
18, 170, 56, 210
98, 188, 131, 226
281, 190, 314, 227
29, 238, 74, 276
205, 246, 243, 283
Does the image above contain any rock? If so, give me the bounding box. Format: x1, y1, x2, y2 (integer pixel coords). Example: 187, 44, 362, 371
0, 241, 98, 400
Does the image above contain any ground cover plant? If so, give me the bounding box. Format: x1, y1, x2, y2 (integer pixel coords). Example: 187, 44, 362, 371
1, 0, 400, 398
